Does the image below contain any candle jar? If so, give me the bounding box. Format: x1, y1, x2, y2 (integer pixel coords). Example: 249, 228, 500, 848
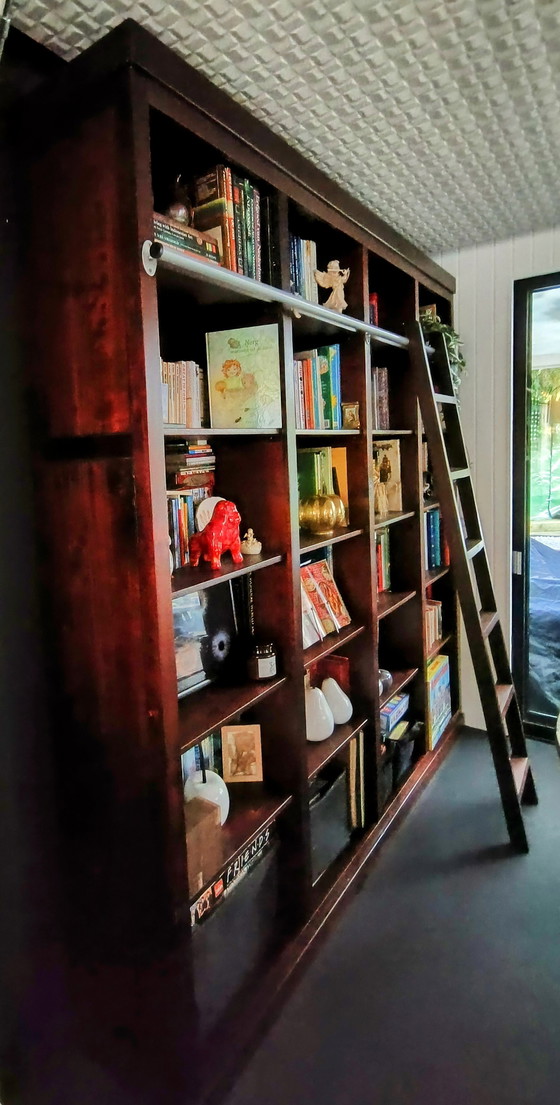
247, 642, 278, 681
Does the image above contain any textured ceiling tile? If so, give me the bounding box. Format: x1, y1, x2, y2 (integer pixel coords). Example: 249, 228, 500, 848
12, 0, 560, 252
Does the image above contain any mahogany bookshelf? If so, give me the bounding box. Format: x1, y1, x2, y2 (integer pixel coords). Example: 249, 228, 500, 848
23, 18, 460, 1105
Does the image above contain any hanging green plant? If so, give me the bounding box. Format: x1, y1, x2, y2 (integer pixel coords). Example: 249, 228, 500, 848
419, 309, 466, 397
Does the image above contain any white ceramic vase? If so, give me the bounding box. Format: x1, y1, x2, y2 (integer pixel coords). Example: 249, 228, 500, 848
184, 769, 230, 825
305, 683, 335, 742
321, 677, 353, 725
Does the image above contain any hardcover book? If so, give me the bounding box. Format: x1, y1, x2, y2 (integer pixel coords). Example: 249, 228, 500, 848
373, 439, 402, 513
206, 323, 282, 429
301, 560, 351, 634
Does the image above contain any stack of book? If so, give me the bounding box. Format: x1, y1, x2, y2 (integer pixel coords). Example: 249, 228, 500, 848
293, 344, 342, 430
191, 165, 261, 279
425, 654, 452, 750
300, 559, 351, 647
161, 359, 208, 427
153, 211, 220, 265
372, 365, 390, 430
289, 234, 318, 302
425, 598, 443, 650
166, 441, 216, 571
376, 528, 391, 593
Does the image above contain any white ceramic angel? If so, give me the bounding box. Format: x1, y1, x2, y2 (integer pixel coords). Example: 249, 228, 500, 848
314, 260, 350, 312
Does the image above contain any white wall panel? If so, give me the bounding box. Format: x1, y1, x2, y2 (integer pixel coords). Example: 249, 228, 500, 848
436, 227, 560, 728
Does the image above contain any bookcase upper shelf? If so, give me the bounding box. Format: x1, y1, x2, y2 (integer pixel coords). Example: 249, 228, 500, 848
145, 241, 410, 350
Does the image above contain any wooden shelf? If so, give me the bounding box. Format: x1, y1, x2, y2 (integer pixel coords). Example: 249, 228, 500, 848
154, 245, 410, 350
374, 510, 415, 531
372, 428, 413, 437
171, 552, 283, 597
379, 669, 418, 707
296, 429, 360, 438
188, 790, 292, 903
306, 717, 368, 780
423, 499, 440, 512
303, 624, 366, 669
299, 527, 363, 555
377, 590, 416, 620
164, 425, 281, 437
426, 632, 453, 661
179, 677, 286, 750
424, 566, 449, 587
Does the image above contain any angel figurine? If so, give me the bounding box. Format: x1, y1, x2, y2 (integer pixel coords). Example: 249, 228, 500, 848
240, 527, 262, 555
314, 260, 350, 313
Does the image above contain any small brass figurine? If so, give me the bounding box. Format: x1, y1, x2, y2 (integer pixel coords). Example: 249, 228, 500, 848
314, 260, 350, 313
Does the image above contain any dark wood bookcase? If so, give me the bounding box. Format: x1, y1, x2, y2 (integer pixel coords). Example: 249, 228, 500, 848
22, 19, 461, 1105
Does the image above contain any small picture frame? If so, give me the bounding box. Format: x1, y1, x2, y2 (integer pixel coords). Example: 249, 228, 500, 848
221, 724, 263, 783
342, 401, 360, 430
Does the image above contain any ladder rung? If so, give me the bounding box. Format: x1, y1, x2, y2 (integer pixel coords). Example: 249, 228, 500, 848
496, 683, 514, 717
510, 757, 529, 799
480, 610, 499, 637
451, 467, 470, 480
434, 392, 457, 405
466, 538, 484, 558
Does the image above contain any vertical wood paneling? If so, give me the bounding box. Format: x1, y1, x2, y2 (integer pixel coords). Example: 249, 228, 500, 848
436, 224, 560, 727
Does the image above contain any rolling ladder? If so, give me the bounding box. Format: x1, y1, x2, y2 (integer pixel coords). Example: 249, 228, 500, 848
408, 320, 537, 853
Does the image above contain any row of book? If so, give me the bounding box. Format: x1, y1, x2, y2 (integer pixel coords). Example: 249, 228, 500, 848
293, 344, 342, 430
289, 234, 319, 303
376, 528, 391, 593
423, 506, 449, 571
168, 486, 213, 571
181, 732, 223, 781
161, 358, 208, 427
300, 558, 351, 648
426, 654, 452, 750
425, 598, 443, 651
372, 365, 390, 430
166, 441, 216, 571
192, 165, 262, 279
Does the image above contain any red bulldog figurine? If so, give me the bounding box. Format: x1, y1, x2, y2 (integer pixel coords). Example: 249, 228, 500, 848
189, 500, 244, 571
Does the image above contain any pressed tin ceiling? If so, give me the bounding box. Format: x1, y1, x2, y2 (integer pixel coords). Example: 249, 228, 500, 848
11, 0, 560, 254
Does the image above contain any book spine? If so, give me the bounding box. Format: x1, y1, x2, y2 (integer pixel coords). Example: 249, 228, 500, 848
232, 174, 245, 274
244, 180, 255, 279
331, 345, 341, 430
219, 166, 235, 272
152, 222, 219, 262
253, 185, 261, 281
318, 347, 332, 430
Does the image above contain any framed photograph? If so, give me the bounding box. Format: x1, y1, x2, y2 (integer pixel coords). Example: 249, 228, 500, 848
206, 323, 282, 429
221, 724, 263, 783
342, 401, 360, 429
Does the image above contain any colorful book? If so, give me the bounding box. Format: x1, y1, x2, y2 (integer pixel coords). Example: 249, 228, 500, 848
304, 559, 351, 632
153, 213, 220, 264
206, 323, 282, 429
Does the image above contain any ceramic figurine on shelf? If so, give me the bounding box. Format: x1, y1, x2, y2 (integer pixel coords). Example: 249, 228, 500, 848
165, 172, 194, 225
240, 527, 262, 555
188, 499, 243, 571
314, 260, 350, 313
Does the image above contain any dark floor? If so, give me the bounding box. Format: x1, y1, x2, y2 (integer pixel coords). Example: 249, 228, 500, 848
223, 731, 560, 1105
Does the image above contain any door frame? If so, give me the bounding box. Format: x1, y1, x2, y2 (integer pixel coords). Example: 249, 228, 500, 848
512, 270, 560, 739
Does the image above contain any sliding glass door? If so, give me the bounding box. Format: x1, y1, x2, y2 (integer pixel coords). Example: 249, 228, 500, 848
513, 273, 560, 738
